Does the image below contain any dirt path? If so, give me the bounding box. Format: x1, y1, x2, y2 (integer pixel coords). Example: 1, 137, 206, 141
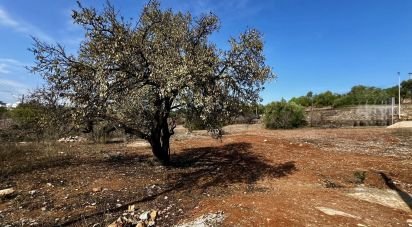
1, 126, 411, 226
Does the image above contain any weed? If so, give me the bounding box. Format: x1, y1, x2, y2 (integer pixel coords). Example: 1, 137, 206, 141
353, 171, 366, 184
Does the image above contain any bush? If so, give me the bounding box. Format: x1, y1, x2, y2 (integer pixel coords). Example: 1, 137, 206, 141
0, 106, 7, 116
184, 115, 207, 131
5, 102, 72, 142
264, 101, 306, 129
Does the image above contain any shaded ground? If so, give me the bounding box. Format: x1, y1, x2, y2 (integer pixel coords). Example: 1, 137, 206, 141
1, 125, 412, 226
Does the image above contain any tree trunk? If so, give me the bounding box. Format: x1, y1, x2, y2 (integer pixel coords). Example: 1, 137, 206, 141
149, 117, 171, 165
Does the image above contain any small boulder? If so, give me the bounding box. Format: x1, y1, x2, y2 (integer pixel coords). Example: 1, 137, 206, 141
128, 204, 136, 212
92, 187, 102, 192
139, 211, 150, 221
149, 210, 158, 221
147, 220, 155, 227
0, 188, 15, 198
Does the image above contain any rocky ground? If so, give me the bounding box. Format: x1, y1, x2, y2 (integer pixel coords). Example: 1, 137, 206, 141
0, 125, 411, 226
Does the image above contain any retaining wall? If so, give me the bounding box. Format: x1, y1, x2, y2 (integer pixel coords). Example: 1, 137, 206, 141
305, 104, 412, 127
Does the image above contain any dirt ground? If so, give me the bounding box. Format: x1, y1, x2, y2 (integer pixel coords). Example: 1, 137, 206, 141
1, 125, 412, 226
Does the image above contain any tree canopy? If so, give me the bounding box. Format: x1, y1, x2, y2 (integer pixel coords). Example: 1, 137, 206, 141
29, 1, 274, 164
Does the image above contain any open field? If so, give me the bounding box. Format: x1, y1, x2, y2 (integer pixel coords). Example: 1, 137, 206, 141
1, 125, 412, 226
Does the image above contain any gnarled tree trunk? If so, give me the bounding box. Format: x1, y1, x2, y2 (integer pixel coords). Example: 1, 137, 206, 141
149, 132, 170, 164
148, 108, 173, 164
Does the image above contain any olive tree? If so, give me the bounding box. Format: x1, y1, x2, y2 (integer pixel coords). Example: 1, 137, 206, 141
29, 1, 274, 164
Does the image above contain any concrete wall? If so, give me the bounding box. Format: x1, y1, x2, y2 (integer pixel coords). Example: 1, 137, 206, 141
305, 104, 412, 127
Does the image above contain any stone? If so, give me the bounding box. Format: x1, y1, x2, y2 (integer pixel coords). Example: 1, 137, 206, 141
139, 211, 150, 220
147, 220, 155, 227
316, 207, 360, 219
347, 186, 412, 212
92, 187, 102, 192
28, 190, 36, 195
107, 221, 118, 227
175, 211, 225, 227
136, 222, 146, 227
149, 210, 158, 221
128, 204, 136, 212
0, 188, 15, 197
41, 207, 47, 211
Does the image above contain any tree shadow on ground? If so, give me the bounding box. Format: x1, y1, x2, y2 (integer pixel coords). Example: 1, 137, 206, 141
168, 142, 297, 190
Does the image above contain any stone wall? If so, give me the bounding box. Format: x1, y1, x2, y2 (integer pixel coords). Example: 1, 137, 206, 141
305, 104, 412, 127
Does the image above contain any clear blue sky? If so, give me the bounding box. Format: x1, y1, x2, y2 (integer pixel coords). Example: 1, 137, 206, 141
1, 0, 411, 104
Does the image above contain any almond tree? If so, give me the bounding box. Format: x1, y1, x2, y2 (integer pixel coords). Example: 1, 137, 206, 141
29, 1, 274, 164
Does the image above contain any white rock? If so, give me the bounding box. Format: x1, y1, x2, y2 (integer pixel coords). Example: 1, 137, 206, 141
316, 207, 360, 219
0, 188, 15, 197
139, 211, 150, 220
347, 186, 412, 212
175, 211, 225, 227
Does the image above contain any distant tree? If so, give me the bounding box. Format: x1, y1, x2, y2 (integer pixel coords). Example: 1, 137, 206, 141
289, 91, 315, 107
289, 96, 310, 107
257, 103, 266, 116
29, 1, 274, 164
401, 79, 412, 102
313, 91, 338, 107
264, 100, 306, 129
0, 106, 7, 119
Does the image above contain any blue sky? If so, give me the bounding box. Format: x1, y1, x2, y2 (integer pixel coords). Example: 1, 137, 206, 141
0, 0, 411, 104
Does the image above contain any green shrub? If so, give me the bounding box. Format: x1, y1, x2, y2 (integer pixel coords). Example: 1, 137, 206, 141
6, 102, 72, 142
264, 101, 306, 129
184, 115, 207, 131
